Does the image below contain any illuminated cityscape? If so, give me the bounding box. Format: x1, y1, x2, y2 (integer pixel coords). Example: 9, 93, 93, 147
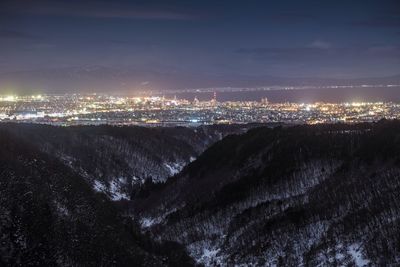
1, 93, 399, 126
1, 0, 400, 266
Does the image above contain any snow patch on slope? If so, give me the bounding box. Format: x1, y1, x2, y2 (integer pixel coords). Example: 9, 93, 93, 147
140, 218, 158, 228
93, 180, 106, 192
93, 178, 129, 201
140, 207, 181, 229
199, 247, 222, 266
164, 162, 185, 176
109, 177, 129, 201
187, 241, 225, 267
348, 244, 370, 267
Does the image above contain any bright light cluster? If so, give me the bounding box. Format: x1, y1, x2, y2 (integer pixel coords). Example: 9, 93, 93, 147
0, 94, 399, 126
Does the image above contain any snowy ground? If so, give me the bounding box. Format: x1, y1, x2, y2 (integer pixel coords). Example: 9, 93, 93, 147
348, 244, 370, 267
164, 162, 185, 176
93, 177, 129, 201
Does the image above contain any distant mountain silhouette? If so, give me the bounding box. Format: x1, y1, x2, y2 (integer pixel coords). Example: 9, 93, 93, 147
1, 66, 399, 94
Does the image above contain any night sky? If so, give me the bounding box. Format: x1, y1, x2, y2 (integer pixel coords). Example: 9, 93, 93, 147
0, 0, 399, 93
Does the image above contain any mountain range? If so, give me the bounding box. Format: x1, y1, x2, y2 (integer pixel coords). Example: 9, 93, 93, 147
0, 127, 196, 266
1, 121, 400, 266
0, 123, 257, 201
1, 66, 399, 94
133, 120, 400, 266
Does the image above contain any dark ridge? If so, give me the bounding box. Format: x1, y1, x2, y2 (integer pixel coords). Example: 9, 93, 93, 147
136, 120, 400, 266
0, 129, 197, 266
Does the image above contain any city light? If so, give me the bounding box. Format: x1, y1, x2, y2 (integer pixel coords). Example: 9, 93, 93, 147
2, 95, 17, 102
0, 93, 399, 126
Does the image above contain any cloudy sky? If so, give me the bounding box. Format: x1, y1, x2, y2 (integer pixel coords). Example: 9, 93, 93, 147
0, 0, 399, 92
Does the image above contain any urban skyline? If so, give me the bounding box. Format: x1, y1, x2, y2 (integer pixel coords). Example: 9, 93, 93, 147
1, 92, 399, 126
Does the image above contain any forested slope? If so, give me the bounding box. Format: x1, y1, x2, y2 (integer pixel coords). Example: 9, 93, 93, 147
0, 128, 197, 266
0, 123, 253, 200
135, 120, 400, 266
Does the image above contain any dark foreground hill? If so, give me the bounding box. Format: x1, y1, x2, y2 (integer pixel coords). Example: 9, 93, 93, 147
1, 121, 399, 266
0, 129, 200, 266
134, 120, 400, 266
0, 123, 255, 201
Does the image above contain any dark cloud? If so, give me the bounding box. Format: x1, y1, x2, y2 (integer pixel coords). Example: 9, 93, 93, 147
236, 44, 400, 63
352, 17, 400, 28
367, 45, 400, 57
236, 44, 334, 62
0, 30, 40, 40
307, 40, 332, 49
268, 13, 318, 23
29, 7, 196, 20
1, 0, 199, 20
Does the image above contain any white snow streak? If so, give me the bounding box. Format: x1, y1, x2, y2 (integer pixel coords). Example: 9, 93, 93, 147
348, 244, 370, 267
93, 180, 106, 192
109, 177, 129, 201
164, 162, 184, 176
93, 178, 129, 201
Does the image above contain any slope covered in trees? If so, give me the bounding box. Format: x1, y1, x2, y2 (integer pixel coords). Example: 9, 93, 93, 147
135, 120, 400, 266
0, 128, 198, 266
0, 123, 254, 201
2, 121, 399, 266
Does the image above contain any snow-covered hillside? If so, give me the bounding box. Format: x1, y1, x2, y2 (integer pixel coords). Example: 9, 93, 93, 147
0, 123, 254, 200
134, 121, 400, 266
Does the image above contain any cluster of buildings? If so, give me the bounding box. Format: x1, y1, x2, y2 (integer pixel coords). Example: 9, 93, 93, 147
0, 93, 399, 126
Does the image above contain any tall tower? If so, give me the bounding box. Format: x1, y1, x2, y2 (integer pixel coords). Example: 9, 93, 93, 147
211, 91, 217, 106
261, 97, 268, 105
193, 96, 199, 106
